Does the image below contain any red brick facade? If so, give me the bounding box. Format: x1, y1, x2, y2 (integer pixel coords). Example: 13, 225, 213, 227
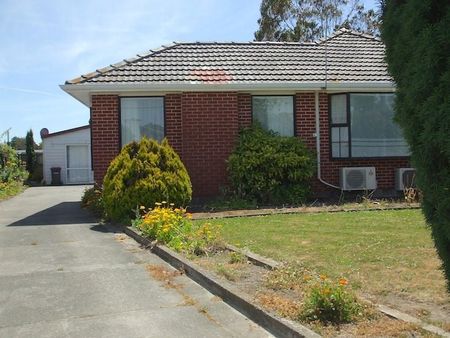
91, 95, 120, 183
90, 92, 409, 198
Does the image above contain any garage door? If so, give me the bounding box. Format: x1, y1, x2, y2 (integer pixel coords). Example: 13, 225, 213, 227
66, 145, 90, 184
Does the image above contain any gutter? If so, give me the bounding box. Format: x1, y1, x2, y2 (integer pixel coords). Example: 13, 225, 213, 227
60, 82, 395, 107
315, 91, 341, 190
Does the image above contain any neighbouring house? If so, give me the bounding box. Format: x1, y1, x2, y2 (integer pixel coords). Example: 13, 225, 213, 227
41, 125, 94, 185
61, 29, 412, 198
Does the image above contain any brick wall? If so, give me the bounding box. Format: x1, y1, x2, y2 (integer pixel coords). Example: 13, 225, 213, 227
237, 93, 252, 128
90, 91, 408, 198
165, 94, 183, 155
91, 95, 120, 183
181, 92, 239, 197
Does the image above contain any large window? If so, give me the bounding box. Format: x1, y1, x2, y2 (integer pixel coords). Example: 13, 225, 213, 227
120, 97, 164, 146
330, 93, 409, 158
252, 96, 294, 136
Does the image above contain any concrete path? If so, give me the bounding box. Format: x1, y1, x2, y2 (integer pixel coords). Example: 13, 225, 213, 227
0, 186, 272, 338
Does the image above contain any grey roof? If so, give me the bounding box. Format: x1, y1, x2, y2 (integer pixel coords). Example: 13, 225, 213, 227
66, 29, 391, 85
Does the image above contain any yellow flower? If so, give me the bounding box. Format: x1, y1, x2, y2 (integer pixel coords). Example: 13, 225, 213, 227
320, 274, 327, 281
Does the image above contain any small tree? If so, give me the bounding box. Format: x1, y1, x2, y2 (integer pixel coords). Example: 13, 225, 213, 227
25, 129, 35, 175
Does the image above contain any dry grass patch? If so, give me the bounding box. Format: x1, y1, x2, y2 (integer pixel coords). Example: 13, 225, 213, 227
256, 291, 302, 320
145, 264, 182, 289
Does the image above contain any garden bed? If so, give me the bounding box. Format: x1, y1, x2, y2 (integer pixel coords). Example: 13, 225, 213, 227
197, 209, 450, 335
192, 250, 443, 337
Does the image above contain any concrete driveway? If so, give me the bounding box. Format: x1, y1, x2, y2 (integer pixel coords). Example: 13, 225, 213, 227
0, 186, 272, 338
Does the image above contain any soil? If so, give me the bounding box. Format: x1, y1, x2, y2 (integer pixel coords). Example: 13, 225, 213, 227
191, 250, 441, 337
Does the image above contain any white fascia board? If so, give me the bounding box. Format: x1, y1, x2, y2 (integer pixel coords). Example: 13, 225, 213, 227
60, 81, 396, 107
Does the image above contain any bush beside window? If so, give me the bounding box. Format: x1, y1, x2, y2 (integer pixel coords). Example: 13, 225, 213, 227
227, 125, 315, 205
102, 137, 192, 222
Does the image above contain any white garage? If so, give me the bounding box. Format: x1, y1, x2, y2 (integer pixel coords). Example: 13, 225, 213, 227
42, 125, 93, 185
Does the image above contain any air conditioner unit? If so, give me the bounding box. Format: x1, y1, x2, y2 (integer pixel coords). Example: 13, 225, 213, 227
340, 167, 377, 191
395, 168, 416, 190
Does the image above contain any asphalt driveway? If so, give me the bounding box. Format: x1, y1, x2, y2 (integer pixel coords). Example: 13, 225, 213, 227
0, 186, 271, 338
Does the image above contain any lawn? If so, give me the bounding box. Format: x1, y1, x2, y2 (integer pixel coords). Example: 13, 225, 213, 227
201, 210, 449, 312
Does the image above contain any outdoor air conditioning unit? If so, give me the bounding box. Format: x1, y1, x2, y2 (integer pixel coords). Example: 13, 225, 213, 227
395, 168, 416, 191
340, 167, 377, 191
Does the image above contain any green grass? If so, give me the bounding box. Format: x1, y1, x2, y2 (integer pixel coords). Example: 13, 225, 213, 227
199, 210, 448, 305
0, 181, 25, 201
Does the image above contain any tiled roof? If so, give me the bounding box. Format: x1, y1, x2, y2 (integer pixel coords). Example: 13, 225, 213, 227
65, 29, 391, 85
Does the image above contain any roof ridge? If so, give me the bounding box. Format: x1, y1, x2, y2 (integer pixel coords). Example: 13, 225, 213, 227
317, 28, 381, 43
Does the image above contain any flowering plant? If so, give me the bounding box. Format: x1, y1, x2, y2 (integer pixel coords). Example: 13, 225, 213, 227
133, 202, 222, 255
300, 275, 362, 324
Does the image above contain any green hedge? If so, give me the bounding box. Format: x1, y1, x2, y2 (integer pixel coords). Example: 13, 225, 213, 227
227, 125, 315, 205
103, 138, 192, 222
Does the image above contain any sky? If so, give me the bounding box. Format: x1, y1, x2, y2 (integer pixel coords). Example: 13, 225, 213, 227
0, 0, 377, 143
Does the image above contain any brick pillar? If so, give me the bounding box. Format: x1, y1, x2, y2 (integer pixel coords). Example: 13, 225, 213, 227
237, 93, 252, 129
165, 94, 183, 156
91, 95, 120, 184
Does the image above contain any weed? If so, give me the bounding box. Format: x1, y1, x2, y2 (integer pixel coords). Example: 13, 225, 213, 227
228, 251, 247, 264
215, 264, 238, 281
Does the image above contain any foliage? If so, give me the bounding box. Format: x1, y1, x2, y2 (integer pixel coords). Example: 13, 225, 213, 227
25, 129, 35, 175
10, 136, 40, 150
227, 125, 315, 205
228, 251, 247, 264
254, 0, 380, 42
300, 275, 362, 324
134, 203, 222, 255
102, 137, 192, 222
0, 143, 27, 184
81, 186, 104, 216
0, 143, 27, 200
381, 0, 450, 287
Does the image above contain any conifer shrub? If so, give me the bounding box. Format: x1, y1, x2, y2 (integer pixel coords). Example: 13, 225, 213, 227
102, 138, 192, 222
227, 125, 315, 205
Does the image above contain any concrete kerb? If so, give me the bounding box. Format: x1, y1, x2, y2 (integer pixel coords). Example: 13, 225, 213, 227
122, 226, 321, 338
192, 204, 421, 220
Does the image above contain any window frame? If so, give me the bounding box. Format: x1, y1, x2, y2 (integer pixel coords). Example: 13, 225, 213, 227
119, 96, 166, 148
251, 95, 296, 137
328, 92, 410, 160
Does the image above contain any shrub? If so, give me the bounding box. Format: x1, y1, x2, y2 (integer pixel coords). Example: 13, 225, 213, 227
134, 203, 222, 255
81, 186, 104, 216
228, 125, 315, 205
300, 275, 362, 324
0, 144, 27, 184
102, 138, 192, 222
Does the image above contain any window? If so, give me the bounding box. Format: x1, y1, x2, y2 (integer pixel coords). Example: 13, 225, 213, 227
330, 93, 409, 158
252, 96, 294, 136
120, 97, 164, 146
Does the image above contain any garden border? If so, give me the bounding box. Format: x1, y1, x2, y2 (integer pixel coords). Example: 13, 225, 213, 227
122, 225, 321, 338
224, 242, 450, 338
192, 203, 421, 220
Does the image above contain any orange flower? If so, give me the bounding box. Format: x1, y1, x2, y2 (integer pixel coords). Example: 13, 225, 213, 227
339, 278, 348, 286
319, 274, 327, 280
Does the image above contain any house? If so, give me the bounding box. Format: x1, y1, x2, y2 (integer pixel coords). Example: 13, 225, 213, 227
61, 29, 411, 198
41, 125, 93, 185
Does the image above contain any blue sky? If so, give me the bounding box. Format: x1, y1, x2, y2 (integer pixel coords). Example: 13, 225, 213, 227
0, 0, 377, 142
